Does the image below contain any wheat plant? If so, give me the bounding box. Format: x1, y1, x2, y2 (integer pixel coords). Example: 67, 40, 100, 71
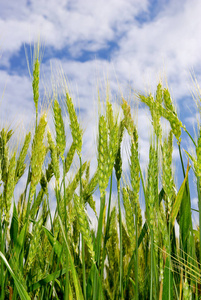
0, 48, 201, 300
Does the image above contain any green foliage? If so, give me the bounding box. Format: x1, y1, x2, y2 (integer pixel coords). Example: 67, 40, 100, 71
1, 54, 201, 300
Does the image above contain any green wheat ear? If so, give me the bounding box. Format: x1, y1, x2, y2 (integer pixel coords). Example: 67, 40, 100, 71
53, 99, 66, 160
74, 194, 95, 262
4, 152, 16, 224
32, 57, 40, 115
98, 115, 108, 196
66, 92, 82, 156
30, 113, 47, 201
162, 130, 175, 217
15, 132, 31, 184
162, 88, 183, 144
47, 130, 60, 184
122, 186, 135, 251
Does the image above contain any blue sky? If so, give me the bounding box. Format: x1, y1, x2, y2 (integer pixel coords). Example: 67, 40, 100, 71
0, 0, 201, 225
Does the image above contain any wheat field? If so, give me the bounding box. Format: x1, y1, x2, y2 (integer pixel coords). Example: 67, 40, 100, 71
0, 50, 200, 300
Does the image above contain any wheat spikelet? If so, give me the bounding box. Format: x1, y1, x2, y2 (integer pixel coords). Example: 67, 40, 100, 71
83, 170, 98, 215
128, 188, 142, 230
66, 93, 82, 156
65, 141, 76, 174
4, 152, 16, 223
155, 82, 163, 115
138, 93, 154, 109
98, 115, 108, 196
47, 130, 60, 183
158, 201, 169, 252
26, 218, 43, 273
146, 143, 158, 230
196, 125, 201, 178
30, 189, 44, 219
114, 120, 124, 181
130, 128, 140, 206
53, 99, 66, 159
74, 193, 95, 262
122, 187, 135, 251
107, 206, 119, 270
15, 132, 31, 184
139, 86, 162, 138
32, 57, 40, 114
121, 98, 135, 138
162, 130, 175, 216
106, 100, 114, 133
107, 121, 119, 176
0, 129, 9, 183
30, 113, 47, 201
163, 88, 183, 143
64, 161, 87, 211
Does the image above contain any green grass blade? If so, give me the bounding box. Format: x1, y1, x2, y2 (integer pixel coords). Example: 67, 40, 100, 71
43, 226, 62, 257
10, 202, 18, 246
170, 160, 190, 228
29, 268, 66, 292
58, 217, 84, 300
0, 251, 31, 300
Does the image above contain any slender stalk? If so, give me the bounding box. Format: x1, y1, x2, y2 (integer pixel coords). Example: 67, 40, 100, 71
197, 176, 201, 262
79, 156, 86, 300
135, 202, 138, 299
150, 229, 154, 300
93, 193, 105, 300
0, 213, 4, 300
100, 174, 113, 281
117, 178, 123, 299
63, 159, 69, 300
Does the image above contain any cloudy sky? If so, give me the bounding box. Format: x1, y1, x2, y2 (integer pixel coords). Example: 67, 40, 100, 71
0, 0, 201, 224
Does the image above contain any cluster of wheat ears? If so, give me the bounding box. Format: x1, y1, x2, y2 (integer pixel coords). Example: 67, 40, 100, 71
0, 46, 201, 300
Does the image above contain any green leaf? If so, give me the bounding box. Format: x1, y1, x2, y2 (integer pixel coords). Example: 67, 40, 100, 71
10, 202, 18, 246
162, 256, 173, 300
43, 226, 62, 257
0, 251, 31, 300
29, 268, 66, 292
58, 217, 84, 300
170, 160, 190, 228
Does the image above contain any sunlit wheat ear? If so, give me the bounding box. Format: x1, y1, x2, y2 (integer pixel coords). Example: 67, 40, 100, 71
74, 194, 95, 262
0, 129, 9, 183
130, 128, 140, 205
98, 115, 108, 196
146, 142, 158, 230
47, 131, 60, 183
4, 152, 16, 224
66, 93, 82, 156
65, 141, 76, 174
114, 119, 124, 181
53, 99, 66, 160
162, 88, 183, 144
107, 206, 119, 266
160, 201, 170, 248
106, 100, 114, 132
107, 121, 119, 176
30, 113, 47, 201
30, 188, 43, 219
83, 171, 98, 215
122, 187, 135, 251
162, 130, 175, 217
121, 97, 135, 139
32, 57, 40, 115
139, 85, 162, 139
15, 132, 31, 184
155, 82, 163, 113
26, 218, 43, 273
195, 125, 201, 178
